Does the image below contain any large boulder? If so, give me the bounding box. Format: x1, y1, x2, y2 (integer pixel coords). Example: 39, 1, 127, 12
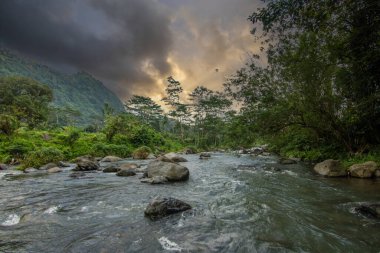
163, 153, 188, 162
184, 147, 196, 154
73, 158, 99, 171
101, 156, 123, 162
314, 159, 347, 177
349, 161, 379, 178
144, 197, 192, 220
147, 161, 189, 182
0, 163, 8, 170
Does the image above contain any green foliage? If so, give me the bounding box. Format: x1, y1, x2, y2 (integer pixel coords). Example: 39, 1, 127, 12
23, 147, 64, 168
0, 49, 124, 126
0, 114, 19, 135
132, 146, 152, 159
90, 143, 132, 158
0, 76, 53, 127
125, 95, 163, 129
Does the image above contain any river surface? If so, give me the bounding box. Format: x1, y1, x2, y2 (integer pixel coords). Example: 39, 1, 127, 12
0, 153, 379, 253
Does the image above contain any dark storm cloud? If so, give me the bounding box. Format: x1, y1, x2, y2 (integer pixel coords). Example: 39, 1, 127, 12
0, 0, 173, 98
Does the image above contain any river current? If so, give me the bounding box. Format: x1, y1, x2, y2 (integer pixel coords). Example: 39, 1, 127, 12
0, 153, 379, 252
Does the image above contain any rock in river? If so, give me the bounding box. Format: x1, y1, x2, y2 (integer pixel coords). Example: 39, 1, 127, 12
39, 163, 57, 170
199, 152, 211, 159
144, 197, 192, 220
73, 158, 99, 171
163, 152, 188, 162
355, 204, 380, 219
147, 161, 189, 182
279, 158, 297, 165
116, 169, 136, 177
103, 166, 120, 173
47, 167, 62, 173
314, 159, 347, 177
349, 161, 379, 178
101, 156, 123, 162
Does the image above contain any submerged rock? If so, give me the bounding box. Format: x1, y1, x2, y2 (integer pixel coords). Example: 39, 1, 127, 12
0, 163, 8, 170
349, 161, 379, 178
101, 156, 123, 162
103, 166, 120, 173
140, 176, 168, 184
199, 152, 211, 159
355, 204, 380, 219
163, 152, 188, 162
69, 171, 86, 179
314, 159, 347, 177
279, 158, 297, 165
147, 161, 189, 182
116, 169, 136, 177
144, 197, 192, 220
58, 161, 71, 167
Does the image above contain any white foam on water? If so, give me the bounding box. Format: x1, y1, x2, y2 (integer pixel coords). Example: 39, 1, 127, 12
81, 206, 89, 212
1, 214, 20, 226
158, 237, 183, 252
283, 170, 298, 177
44, 206, 59, 214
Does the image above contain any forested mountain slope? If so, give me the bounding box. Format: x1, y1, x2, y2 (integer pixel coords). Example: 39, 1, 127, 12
0, 48, 124, 125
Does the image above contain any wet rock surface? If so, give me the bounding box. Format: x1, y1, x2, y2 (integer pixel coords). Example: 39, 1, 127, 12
144, 197, 192, 220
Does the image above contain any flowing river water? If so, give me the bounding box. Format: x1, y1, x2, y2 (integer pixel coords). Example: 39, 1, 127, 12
0, 153, 379, 252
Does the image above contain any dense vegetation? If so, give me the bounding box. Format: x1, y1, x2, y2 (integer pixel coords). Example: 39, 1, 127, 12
0, 49, 124, 126
0, 0, 379, 169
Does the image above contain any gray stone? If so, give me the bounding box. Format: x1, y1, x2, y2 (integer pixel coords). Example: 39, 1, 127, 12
355, 204, 380, 219
101, 156, 123, 162
39, 163, 57, 170
58, 161, 71, 167
349, 161, 378, 178
103, 166, 120, 173
200, 152, 211, 159
314, 159, 347, 177
147, 161, 189, 182
47, 167, 62, 173
24, 167, 38, 173
73, 158, 99, 171
144, 197, 192, 220
164, 152, 188, 162
116, 169, 136, 177
0, 163, 8, 170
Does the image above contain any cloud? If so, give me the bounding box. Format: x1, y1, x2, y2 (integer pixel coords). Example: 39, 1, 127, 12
0, 0, 263, 103
0, 0, 173, 100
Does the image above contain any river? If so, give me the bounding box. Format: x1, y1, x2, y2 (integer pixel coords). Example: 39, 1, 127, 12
0, 153, 379, 252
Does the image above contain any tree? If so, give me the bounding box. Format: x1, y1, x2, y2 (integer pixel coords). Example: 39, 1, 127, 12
225, 0, 380, 154
162, 76, 190, 140
0, 76, 53, 128
125, 95, 163, 129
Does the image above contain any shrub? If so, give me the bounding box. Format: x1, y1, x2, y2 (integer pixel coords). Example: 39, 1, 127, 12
132, 146, 152, 159
0, 114, 19, 136
90, 143, 132, 158
23, 147, 64, 168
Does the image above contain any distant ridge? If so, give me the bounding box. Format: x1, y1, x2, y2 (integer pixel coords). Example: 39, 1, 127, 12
0, 48, 125, 125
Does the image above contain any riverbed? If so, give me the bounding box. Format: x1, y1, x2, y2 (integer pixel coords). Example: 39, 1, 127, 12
0, 153, 379, 252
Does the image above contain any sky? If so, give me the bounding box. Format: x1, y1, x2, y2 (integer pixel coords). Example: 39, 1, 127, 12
0, 0, 263, 104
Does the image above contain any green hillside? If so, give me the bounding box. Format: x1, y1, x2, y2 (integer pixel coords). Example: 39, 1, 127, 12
0, 48, 124, 125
